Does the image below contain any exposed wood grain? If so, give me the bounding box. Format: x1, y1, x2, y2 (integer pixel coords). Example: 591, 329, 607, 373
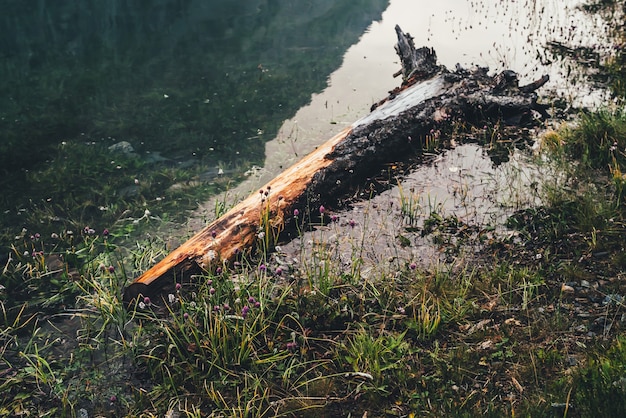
123, 127, 353, 303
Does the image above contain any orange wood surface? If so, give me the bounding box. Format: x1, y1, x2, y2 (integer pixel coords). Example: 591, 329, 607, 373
124, 126, 353, 299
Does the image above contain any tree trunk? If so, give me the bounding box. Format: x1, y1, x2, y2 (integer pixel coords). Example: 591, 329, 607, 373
123, 25, 548, 304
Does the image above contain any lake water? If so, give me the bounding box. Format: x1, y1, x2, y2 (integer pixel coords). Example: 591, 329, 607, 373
187, 0, 616, 274
0, 0, 389, 248
190, 0, 614, 230
0, 0, 617, 254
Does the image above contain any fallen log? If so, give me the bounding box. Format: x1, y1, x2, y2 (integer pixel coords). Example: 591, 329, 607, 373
123, 25, 549, 304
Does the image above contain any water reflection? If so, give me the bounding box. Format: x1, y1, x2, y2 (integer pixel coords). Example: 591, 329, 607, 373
0, 0, 389, 239
276, 0, 613, 272
276, 143, 560, 276
1, 0, 389, 162
191, 0, 613, 229
0, 0, 616, 251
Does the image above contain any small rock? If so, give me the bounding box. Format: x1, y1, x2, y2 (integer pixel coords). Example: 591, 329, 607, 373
561, 284, 575, 294
479, 340, 494, 350
108, 141, 135, 155
592, 317, 612, 331
602, 294, 624, 306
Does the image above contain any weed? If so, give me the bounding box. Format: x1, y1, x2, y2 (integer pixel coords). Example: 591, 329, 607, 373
342, 326, 410, 395
257, 187, 285, 255
564, 336, 626, 417
398, 182, 422, 227
564, 108, 626, 172
406, 291, 441, 340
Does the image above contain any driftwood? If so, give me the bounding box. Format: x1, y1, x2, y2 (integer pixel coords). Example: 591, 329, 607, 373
123, 25, 549, 304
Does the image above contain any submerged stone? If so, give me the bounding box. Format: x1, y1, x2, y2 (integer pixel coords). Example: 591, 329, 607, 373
108, 141, 135, 155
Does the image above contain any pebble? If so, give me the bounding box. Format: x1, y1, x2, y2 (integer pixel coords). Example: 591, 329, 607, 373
561, 284, 575, 294
602, 294, 624, 306
593, 317, 612, 331
108, 141, 135, 155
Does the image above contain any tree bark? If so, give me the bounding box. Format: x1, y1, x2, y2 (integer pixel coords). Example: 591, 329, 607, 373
123, 25, 549, 304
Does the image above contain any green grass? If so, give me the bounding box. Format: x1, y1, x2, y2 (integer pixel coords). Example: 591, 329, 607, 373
567, 336, 626, 417
3, 2, 626, 416
563, 108, 626, 172
3, 106, 626, 416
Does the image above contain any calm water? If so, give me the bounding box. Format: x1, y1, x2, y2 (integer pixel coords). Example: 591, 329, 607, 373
233, 0, 615, 276
0, 0, 389, 165
0, 0, 616, 250
191, 0, 615, 228
0, 0, 389, 244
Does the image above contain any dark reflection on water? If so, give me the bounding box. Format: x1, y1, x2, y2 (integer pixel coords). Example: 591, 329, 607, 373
0, 0, 388, 199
